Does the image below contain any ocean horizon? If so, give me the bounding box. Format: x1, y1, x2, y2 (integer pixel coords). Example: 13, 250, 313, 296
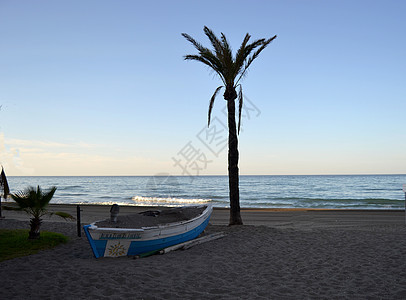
4, 174, 406, 210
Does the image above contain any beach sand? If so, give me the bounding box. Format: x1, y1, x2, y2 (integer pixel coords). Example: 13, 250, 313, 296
1, 205, 406, 299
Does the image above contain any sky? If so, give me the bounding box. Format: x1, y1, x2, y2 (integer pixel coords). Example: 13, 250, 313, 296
0, 0, 405, 176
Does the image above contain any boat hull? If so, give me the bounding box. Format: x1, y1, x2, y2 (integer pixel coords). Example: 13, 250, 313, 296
83, 205, 212, 258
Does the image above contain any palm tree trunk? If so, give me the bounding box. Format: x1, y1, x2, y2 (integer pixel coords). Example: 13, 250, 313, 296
29, 217, 42, 239
225, 87, 243, 225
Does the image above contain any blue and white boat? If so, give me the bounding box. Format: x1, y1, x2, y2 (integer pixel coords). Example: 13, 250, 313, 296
83, 204, 213, 258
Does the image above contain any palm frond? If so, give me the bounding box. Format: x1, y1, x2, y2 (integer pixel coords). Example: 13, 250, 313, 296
200, 50, 223, 71
181, 33, 207, 53
234, 39, 266, 84
236, 35, 277, 85
183, 31, 223, 73
204, 27, 234, 84
11, 189, 32, 210
11, 185, 57, 218
237, 85, 243, 134
208, 86, 223, 127
184, 54, 225, 84
234, 33, 251, 74
184, 37, 226, 82
184, 54, 213, 65
39, 186, 56, 208
220, 33, 232, 59
203, 27, 223, 60
220, 32, 234, 84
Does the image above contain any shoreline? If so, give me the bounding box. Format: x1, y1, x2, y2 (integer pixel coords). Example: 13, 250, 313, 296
3, 201, 404, 212
1, 202, 404, 228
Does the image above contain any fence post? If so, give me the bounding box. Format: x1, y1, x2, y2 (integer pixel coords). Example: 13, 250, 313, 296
77, 205, 82, 237
403, 185, 406, 225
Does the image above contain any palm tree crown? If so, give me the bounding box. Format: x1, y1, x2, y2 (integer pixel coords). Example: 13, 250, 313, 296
182, 26, 276, 132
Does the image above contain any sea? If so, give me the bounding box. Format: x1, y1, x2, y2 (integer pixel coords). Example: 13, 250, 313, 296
4, 175, 406, 210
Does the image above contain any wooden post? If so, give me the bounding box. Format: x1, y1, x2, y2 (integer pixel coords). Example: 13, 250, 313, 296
77, 205, 81, 237
403, 185, 406, 225
110, 204, 119, 223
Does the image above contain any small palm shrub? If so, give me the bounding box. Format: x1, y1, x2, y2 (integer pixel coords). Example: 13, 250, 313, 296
11, 186, 73, 239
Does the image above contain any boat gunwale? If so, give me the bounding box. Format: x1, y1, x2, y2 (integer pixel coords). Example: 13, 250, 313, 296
87, 204, 212, 232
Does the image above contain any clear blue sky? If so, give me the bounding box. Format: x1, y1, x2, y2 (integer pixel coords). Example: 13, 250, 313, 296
0, 0, 405, 176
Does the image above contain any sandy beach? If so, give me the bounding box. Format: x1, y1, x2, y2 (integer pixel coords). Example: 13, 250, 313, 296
1, 205, 406, 299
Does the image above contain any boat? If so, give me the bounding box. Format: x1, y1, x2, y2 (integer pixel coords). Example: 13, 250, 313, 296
83, 204, 213, 258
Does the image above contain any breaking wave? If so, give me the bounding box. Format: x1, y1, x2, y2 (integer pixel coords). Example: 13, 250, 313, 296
131, 196, 212, 207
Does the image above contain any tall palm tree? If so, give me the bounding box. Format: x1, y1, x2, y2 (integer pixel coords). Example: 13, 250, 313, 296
182, 27, 276, 225
11, 186, 73, 239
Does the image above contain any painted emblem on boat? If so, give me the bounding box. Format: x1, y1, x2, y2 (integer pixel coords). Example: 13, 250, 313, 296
105, 240, 131, 257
